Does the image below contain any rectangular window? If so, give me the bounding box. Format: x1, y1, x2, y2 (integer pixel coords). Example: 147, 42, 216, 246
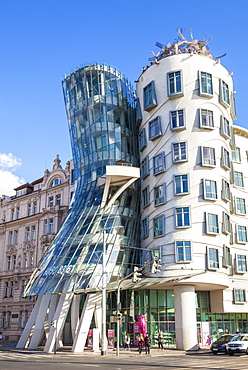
141, 156, 150, 179
222, 212, 231, 235
153, 215, 165, 238
56, 195, 61, 206
234, 289, 246, 303
141, 217, 149, 239
234, 171, 244, 187
8, 231, 13, 245
174, 174, 189, 195
167, 70, 183, 97
6, 256, 11, 270
154, 183, 166, 206
199, 72, 213, 96
175, 206, 191, 228
203, 179, 217, 200
27, 204, 31, 216
206, 213, 219, 234
142, 186, 150, 208
12, 255, 16, 270
201, 147, 216, 167
23, 253, 28, 268
170, 109, 185, 130
237, 225, 247, 243
221, 147, 230, 169
33, 202, 37, 215
29, 253, 34, 267
223, 245, 232, 267
31, 225, 36, 240
172, 141, 187, 162
236, 197, 246, 215
16, 207, 20, 219
25, 227, 30, 241
232, 147, 241, 162
139, 128, 147, 151
149, 116, 162, 140
220, 80, 230, 106
49, 218, 54, 234
44, 219, 48, 234
153, 152, 165, 175
143, 81, 157, 111
48, 196, 54, 206
207, 247, 219, 269
4, 282, 8, 298
14, 230, 18, 244
176, 241, 192, 262
200, 109, 214, 129
220, 116, 230, 139
222, 179, 231, 202
236, 255, 247, 273
11, 209, 14, 221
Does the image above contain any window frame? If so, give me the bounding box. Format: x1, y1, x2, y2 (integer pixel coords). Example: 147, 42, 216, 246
221, 179, 231, 202
220, 79, 230, 107
236, 225, 247, 244
141, 216, 149, 239
172, 141, 188, 163
222, 212, 231, 235
206, 212, 219, 235
141, 156, 150, 179
199, 71, 213, 97
235, 197, 246, 215
203, 179, 217, 200
153, 152, 166, 175
236, 254, 247, 273
142, 186, 150, 208
199, 108, 214, 129
154, 183, 166, 206
233, 289, 246, 304
170, 109, 185, 131
234, 171, 244, 188
201, 146, 216, 167
221, 147, 230, 170
174, 206, 191, 228
220, 116, 230, 139
174, 173, 189, 195
149, 116, 162, 140
139, 128, 147, 151
175, 240, 192, 263
153, 214, 165, 238
167, 70, 183, 98
207, 247, 219, 270
143, 81, 157, 112
232, 147, 241, 162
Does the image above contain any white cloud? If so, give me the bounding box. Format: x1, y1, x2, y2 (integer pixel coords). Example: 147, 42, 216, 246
0, 152, 22, 169
0, 170, 25, 197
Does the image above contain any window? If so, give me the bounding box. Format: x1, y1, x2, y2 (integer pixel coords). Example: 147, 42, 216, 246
25, 227, 30, 241
8, 231, 13, 245
33, 202, 37, 214
21, 280, 27, 296
11, 209, 14, 221
153, 215, 165, 238
206, 213, 219, 234
234, 289, 246, 303
220, 116, 230, 138
170, 109, 185, 130
141, 156, 150, 179
203, 179, 217, 200
12, 255, 16, 270
9, 281, 13, 297
153, 152, 165, 175
221, 147, 230, 169
16, 207, 20, 219
2, 311, 10, 327
222, 179, 231, 202
167, 70, 183, 97
172, 141, 187, 162
31, 225, 36, 240
23, 253, 28, 268
149, 116, 162, 140
201, 147, 216, 167
29, 253, 34, 267
199, 72, 213, 96
14, 230, 18, 244
143, 81, 157, 111
4, 282, 8, 298
236, 197, 246, 215
175, 207, 191, 228
234, 171, 244, 187
175, 241, 192, 262
49, 218, 54, 234
139, 128, 147, 151
16, 188, 26, 197
236, 255, 247, 273
237, 225, 247, 243
199, 109, 214, 129
48, 196, 54, 206
174, 174, 189, 195
142, 186, 150, 208
223, 245, 232, 267
154, 183, 166, 206
44, 219, 48, 234
56, 194, 61, 206
232, 147, 241, 162
51, 178, 62, 187
34, 183, 42, 191
141, 217, 149, 239
27, 204, 31, 216
6, 256, 11, 270
220, 80, 230, 106
222, 212, 231, 235
207, 247, 219, 269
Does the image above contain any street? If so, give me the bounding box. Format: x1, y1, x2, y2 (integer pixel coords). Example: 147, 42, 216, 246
1, 351, 248, 370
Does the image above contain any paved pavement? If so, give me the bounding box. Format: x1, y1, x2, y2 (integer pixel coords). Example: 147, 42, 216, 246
0, 341, 212, 357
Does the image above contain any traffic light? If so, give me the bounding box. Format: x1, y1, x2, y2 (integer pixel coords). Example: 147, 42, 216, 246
151, 257, 161, 273
133, 266, 142, 282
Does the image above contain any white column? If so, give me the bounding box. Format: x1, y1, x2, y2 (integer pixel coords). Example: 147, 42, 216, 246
71, 295, 81, 340
16, 295, 43, 348
28, 294, 51, 349
174, 285, 198, 350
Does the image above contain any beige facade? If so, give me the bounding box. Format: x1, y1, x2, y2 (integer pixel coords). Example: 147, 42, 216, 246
0, 155, 72, 341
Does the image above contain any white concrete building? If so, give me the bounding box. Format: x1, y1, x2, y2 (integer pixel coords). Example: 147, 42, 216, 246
136, 39, 248, 350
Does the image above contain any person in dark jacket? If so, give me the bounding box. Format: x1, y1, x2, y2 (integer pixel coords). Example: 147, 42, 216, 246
144, 333, 151, 355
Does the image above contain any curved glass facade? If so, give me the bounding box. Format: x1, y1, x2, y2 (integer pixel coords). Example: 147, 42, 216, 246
24, 64, 140, 296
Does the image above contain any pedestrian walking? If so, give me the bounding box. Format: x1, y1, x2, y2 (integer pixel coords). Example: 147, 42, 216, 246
138, 333, 144, 354
158, 332, 163, 350
144, 333, 151, 355
124, 333, 130, 350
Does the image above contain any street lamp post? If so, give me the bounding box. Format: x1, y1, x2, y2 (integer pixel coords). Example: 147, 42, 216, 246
101, 228, 107, 356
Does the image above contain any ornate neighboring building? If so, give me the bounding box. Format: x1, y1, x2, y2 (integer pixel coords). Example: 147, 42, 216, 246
0, 155, 73, 341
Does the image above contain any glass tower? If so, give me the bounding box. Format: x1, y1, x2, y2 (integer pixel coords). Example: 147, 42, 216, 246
24, 64, 140, 297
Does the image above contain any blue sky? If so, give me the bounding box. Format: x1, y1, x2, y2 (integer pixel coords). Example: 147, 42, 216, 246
0, 0, 247, 196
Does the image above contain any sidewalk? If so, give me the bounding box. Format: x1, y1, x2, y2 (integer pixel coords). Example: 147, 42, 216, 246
0, 341, 212, 357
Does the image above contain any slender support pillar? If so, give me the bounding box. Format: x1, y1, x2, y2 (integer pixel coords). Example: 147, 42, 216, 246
174, 285, 198, 350
71, 295, 81, 341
